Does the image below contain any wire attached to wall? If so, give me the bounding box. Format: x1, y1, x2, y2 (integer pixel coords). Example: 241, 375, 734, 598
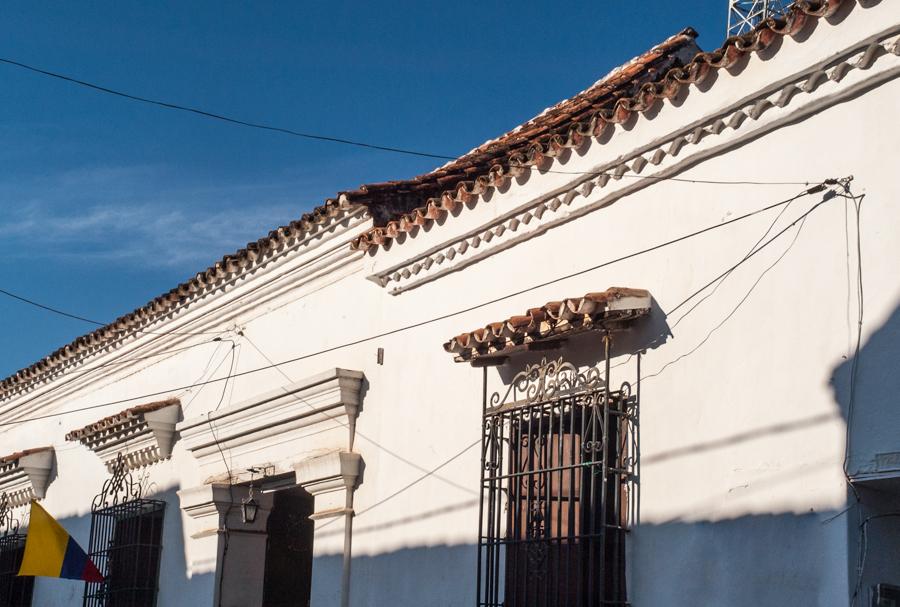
0, 179, 842, 428
203, 339, 238, 607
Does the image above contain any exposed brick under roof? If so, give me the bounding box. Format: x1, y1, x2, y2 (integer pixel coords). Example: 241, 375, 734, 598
65, 398, 180, 442
444, 288, 652, 362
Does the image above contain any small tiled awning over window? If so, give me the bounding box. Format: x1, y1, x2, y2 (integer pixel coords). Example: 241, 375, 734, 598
443, 287, 651, 363
0, 446, 54, 505
66, 398, 181, 472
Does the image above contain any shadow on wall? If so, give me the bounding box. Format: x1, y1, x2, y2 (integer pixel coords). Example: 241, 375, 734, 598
311, 511, 842, 607
831, 300, 900, 598
831, 302, 900, 478
28, 488, 213, 607
629, 510, 844, 607
313, 544, 476, 607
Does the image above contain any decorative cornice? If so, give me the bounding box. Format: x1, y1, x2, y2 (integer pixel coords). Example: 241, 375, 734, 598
370, 29, 900, 295
0, 447, 54, 507
67, 399, 181, 472
0, 204, 367, 404
350, 0, 852, 254
294, 451, 362, 519
177, 368, 364, 473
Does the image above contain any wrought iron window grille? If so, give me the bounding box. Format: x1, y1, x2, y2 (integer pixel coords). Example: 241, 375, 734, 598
477, 345, 637, 607
0, 494, 33, 607
83, 454, 165, 607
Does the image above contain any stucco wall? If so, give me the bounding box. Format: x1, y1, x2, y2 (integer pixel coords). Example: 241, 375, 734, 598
1, 2, 899, 605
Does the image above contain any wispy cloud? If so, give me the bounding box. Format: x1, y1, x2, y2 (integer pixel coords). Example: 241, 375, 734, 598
0, 164, 313, 269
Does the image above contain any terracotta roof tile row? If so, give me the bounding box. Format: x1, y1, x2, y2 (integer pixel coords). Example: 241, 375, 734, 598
0, 0, 846, 402
65, 398, 180, 442
444, 288, 651, 362
0, 446, 53, 465
348, 0, 845, 253
0, 200, 356, 401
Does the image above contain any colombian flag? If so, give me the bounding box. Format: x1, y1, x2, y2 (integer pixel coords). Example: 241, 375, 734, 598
17, 501, 103, 582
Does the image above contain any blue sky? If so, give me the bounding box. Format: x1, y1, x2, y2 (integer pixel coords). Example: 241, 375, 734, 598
0, 1, 721, 377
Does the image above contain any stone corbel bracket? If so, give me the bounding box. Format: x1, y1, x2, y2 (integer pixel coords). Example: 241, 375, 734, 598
0, 447, 55, 506
294, 451, 362, 520
65, 399, 182, 472
177, 368, 364, 475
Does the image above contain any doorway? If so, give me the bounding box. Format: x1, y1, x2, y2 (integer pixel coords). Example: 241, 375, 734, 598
262, 486, 315, 607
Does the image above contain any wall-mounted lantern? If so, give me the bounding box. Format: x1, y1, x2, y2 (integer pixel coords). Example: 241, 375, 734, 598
241, 483, 258, 524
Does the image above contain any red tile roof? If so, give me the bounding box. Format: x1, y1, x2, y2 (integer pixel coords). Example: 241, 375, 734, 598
0, 200, 355, 402
0, 0, 846, 401
0, 446, 53, 465
65, 398, 180, 442
444, 287, 651, 362
349, 0, 845, 253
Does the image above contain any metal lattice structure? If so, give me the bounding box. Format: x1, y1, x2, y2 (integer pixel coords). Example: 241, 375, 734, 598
83, 455, 165, 607
477, 349, 637, 607
727, 0, 789, 36
0, 494, 33, 607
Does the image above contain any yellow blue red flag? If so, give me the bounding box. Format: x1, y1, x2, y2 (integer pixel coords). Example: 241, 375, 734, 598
17, 501, 103, 582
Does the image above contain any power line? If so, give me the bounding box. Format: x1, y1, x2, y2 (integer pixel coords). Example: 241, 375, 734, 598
1, 337, 228, 415
0, 179, 815, 332
241, 332, 476, 495
315, 437, 483, 531
315, 200, 829, 529
643, 208, 812, 381
0, 56, 818, 187
0, 57, 455, 161
0, 180, 839, 428
323, 181, 851, 533
0, 284, 229, 336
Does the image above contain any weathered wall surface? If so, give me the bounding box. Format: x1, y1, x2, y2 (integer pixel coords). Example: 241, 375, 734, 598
1, 2, 899, 606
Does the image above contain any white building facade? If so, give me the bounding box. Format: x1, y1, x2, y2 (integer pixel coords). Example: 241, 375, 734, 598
1, 1, 899, 605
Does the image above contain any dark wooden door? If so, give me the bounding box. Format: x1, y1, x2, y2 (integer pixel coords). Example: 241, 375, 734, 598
262, 487, 315, 607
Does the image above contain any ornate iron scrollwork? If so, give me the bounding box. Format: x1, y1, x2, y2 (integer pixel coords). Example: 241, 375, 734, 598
0, 494, 14, 536
92, 453, 141, 512
0, 493, 19, 537
490, 357, 604, 408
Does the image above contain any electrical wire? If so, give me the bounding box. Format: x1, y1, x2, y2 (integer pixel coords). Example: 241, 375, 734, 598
180, 339, 239, 413
0, 56, 819, 188
203, 341, 238, 607
0, 180, 839, 428
668, 186, 805, 330
0, 337, 228, 417
0, 181, 821, 339
315, 437, 483, 531
643, 210, 810, 381
852, 512, 900, 606
241, 332, 476, 495
0, 284, 229, 336
0, 57, 455, 161
314, 184, 844, 533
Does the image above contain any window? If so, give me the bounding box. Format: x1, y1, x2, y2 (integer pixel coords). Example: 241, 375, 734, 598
478, 357, 634, 607
0, 531, 33, 607
83, 458, 165, 607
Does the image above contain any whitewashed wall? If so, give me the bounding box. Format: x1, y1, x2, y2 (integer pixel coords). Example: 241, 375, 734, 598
2, 2, 899, 605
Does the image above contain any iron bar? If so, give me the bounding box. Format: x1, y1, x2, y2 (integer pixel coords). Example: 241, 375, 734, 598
477, 356, 633, 606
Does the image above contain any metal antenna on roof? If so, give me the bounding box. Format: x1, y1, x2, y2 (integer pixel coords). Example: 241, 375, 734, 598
727, 0, 788, 37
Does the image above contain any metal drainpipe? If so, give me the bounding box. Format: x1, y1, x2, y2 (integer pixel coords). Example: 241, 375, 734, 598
341, 486, 355, 607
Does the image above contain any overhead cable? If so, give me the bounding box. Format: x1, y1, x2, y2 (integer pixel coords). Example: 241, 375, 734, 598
1, 56, 814, 187
0, 179, 840, 427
